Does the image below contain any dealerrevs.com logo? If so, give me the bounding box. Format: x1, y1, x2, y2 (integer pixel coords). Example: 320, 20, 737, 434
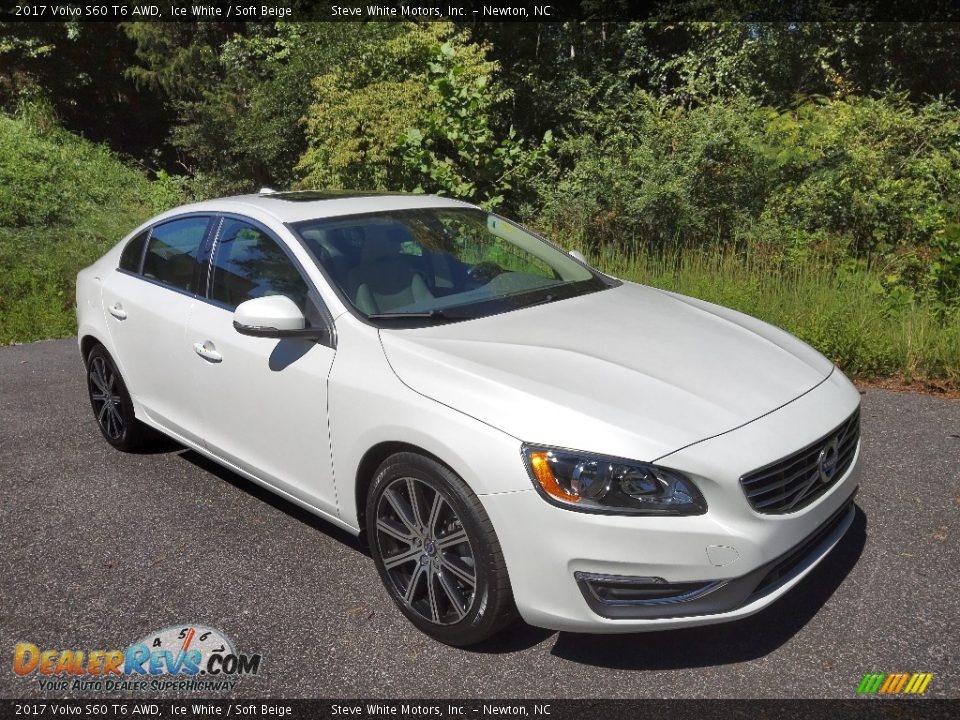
12, 624, 262, 693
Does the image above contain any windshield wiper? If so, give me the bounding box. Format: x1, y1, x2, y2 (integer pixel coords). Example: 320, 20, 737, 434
367, 309, 454, 321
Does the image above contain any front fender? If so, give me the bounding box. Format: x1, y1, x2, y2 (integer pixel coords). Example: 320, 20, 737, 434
328, 317, 529, 531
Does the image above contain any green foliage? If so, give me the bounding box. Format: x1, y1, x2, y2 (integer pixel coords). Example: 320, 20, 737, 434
620, 23, 960, 108
121, 23, 376, 194
930, 217, 960, 307
4, 21, 960, 388
533, 90, 771, 248
298, 23, 548, 209
532, 91, 960, 305
0, 113, 176, 344
759, 95, 960, 257
1, 22, 171, 159
397, 40, 551, 209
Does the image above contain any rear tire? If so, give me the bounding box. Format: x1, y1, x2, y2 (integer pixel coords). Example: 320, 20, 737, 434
85, 344, 152, 451
366, 452, 517, 646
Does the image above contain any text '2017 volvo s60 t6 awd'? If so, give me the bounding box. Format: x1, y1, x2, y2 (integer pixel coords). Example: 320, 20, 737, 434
77, 190, 862, 646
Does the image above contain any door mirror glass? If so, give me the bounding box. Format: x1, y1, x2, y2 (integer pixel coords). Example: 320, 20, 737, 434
233, 296, 315, 338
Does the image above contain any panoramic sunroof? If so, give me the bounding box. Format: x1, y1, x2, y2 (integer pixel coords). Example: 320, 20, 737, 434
263, 190, 419, 202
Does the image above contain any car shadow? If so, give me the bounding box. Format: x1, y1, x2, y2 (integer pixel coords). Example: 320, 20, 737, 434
176, 448, 368, 555
466, 622, 556, 653
127, 432, 185, 455
546, 506, 868, 669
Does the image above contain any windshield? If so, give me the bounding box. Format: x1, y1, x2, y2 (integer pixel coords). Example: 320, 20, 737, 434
291, 208, 611, 324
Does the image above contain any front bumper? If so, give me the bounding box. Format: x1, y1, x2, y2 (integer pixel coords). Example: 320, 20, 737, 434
479, 369, 862, 633
575, 490, 856, 620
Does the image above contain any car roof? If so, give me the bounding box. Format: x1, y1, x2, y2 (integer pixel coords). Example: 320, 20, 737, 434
168, 190, 478, 225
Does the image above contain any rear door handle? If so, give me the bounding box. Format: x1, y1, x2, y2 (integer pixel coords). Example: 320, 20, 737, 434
193, 342, 223, 363
108, 304, 127, 320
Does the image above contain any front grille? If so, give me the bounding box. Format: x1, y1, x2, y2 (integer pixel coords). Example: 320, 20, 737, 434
740, 407, 860, 514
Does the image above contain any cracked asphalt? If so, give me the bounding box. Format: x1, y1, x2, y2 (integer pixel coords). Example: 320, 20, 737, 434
1, 339, 958, 699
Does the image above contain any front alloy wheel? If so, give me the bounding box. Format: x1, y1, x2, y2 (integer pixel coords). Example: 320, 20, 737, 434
367, 453, 516, 646
376, 476, 477, 625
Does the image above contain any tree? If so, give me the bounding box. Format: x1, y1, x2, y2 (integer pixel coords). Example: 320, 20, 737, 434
0, 22, 171, 159
122, 22, 380, 193
297, 22, 549, 209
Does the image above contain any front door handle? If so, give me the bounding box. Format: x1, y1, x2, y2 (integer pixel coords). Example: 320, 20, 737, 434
108, 304, 127, 320
193, 341, 223, 363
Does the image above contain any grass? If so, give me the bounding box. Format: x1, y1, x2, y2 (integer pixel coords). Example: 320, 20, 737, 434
593, 244, 960, 391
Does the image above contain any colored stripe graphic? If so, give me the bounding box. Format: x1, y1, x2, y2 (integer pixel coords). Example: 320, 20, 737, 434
880, 673, 909, 694
857, 674, 886, 694
906, 674, 934, 694
858, 673, 933, 695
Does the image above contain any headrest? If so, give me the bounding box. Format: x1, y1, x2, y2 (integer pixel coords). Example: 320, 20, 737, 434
359, 223, 412, 263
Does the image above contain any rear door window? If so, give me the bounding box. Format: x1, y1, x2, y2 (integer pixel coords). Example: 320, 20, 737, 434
142, 216, 210, 293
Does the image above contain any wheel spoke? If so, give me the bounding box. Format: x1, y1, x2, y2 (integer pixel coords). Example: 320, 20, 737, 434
97, 402, 110, 425
108, 409, 121, 438
376, 517, 415, 544
405, 478, 426, 530
383, 488, 418, 535
440, 554, 476, 588
403, 563, 427, 605
425, 568, 441, 623
437, 568, 468, 620
436, 528, 467, 550
90, 366, 109, 394
426, 492, 444, 535
108, 405, 124, 437
383, 545, 421, 571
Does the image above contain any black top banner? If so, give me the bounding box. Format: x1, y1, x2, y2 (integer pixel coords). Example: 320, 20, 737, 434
2, 0, 960, 23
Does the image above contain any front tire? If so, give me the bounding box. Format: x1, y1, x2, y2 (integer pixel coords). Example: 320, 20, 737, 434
366, 452, 517, 646
85, 344, 152, 451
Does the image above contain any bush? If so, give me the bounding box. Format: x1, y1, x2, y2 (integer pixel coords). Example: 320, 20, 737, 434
532, 91, 772, 250
0, 112, 174, 344
531, 91, 960, 305
297, 22, 548, 210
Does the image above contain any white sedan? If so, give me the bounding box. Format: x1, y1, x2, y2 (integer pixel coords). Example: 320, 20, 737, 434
76, 190, 861, 646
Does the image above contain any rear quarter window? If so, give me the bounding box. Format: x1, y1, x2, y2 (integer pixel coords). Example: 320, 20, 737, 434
118, 230, 148, 273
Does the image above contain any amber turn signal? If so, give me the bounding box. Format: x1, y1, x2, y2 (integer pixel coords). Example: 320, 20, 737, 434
528, 451, 581, 503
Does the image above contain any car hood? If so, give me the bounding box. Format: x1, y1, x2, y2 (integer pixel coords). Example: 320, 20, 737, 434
378, 282, 834, 461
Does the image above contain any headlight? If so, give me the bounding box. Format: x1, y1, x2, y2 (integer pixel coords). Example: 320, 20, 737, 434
522, 445, 707, 516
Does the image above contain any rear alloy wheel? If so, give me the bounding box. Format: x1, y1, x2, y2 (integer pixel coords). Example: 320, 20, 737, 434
367, 453, 517, 646
85, 344, 151, 451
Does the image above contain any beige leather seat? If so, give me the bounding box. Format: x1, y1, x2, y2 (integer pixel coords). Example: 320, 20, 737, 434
346, 226, 434, 314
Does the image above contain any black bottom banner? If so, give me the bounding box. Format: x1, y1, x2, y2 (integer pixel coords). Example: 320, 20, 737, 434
0, 699, 957, 720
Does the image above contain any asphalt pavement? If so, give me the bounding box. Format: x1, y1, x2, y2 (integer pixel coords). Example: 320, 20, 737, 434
1, 339, 958, 699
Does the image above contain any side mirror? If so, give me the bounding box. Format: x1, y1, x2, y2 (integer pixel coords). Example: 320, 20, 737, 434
568, 249, 588, 264
233, 296, 322, 339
